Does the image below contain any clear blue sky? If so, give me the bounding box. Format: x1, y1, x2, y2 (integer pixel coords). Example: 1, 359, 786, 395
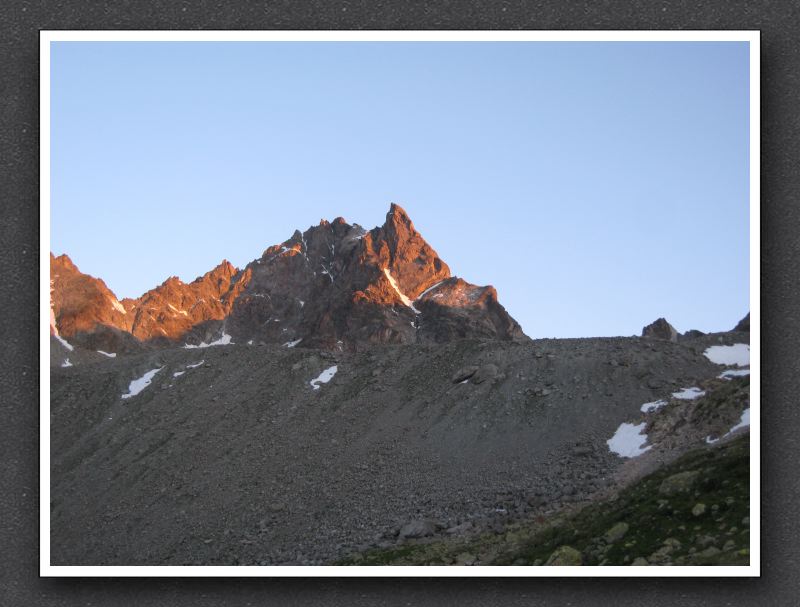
50, 41, 750, 338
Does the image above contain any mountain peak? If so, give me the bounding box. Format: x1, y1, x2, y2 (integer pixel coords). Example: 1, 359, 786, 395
52, 252, 78, 272
385, 203, 413, 229
51, 204, 526, 350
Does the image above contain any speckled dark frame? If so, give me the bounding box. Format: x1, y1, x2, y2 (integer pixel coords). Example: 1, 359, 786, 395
2, 1, 796, 605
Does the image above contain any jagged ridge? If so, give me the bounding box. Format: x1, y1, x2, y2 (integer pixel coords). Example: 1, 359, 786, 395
50, 204, 526, 353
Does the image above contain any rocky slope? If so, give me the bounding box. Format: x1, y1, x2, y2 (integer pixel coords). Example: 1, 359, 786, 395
50, 204, 524, 353
340, 433, 750, 566
49, 328, 750, 566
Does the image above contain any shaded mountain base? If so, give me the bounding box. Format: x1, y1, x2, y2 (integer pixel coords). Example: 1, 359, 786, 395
50, 332, 749, 566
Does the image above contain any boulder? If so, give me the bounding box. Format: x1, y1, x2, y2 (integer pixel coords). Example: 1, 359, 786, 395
603, 522, 630, 544
398, 519, 437, 540
642, 318, 678, 342
545, 545, 582, 566
455, 552, 477, 565
472, 363, 499, 384
659, 470, 700, 496
451, 366, 479, 384
696, 546, 721, 559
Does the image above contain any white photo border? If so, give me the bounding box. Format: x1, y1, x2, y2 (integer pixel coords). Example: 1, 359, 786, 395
40, 29, 760, 577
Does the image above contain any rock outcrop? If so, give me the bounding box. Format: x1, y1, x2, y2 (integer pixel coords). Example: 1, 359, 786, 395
50, 253, 133, 345
733, 313, 750, 333
642, 318, 678, 342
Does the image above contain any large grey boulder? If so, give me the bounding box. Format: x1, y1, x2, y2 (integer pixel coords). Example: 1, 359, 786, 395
545, 545, 582, 566
451, 366, 478, 383
659, 470, 700, 496
642, 318, 678, 342
398, 519, 437, 539
472, 364, 499, 384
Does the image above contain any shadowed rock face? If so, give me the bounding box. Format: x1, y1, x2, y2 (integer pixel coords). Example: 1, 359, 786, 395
642, 318, 678, 342
51, 204, 526, 352
228, 204, 525, 349
733, 313, 750, 333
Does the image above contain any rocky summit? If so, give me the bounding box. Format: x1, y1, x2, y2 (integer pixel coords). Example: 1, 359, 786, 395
50, 204, 524, 353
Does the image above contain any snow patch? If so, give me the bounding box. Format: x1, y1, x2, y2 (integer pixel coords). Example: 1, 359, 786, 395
186, 360, 204, 369
121, 367, 162, 399
61, 358, 72, 368
97, 350, 116, 358
298, 300, 305, 308
320, 263, 334, 282
719, 368, 750, 379
173, 371, 185, 378
310, 365, 338, 390
725, 408, 751, 436
607, 422, 652, 458
640, 399, 667, 413
672, 387, 706, 400
705, 435, 719, 444
184, 332, 233, 348
284, 339, 302, 348
110, 298, 127, 314
704, 344, 750, 367
168, 303, 188, 316
54, 334, 74, 352
383, 268, 420, 314
417, 280, 446, 300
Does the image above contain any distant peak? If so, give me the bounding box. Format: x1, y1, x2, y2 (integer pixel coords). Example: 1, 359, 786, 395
52, 252, 77, 269
206, 259, 236, 277
388, 202, 409, 218
384, 203, 415, 232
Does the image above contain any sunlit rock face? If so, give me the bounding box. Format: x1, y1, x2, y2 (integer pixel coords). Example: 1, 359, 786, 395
50, 253, 135, 346
51, 204, 526, 351
51, 253, 250, 351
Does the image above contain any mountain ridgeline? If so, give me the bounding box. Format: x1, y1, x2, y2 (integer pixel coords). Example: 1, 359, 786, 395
50, 204, 526, 354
